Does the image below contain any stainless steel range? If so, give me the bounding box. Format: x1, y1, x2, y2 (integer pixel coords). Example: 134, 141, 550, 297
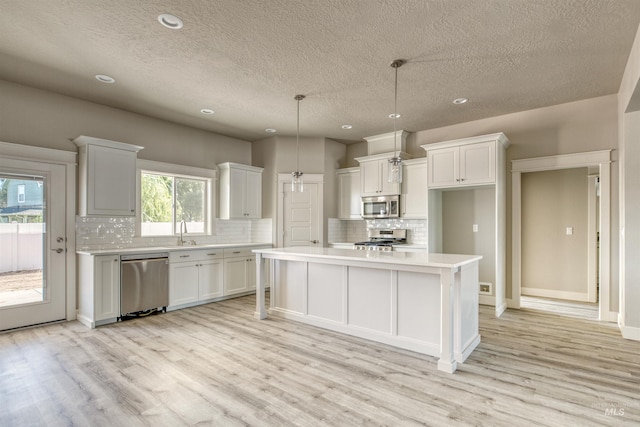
353, 229, 407, 252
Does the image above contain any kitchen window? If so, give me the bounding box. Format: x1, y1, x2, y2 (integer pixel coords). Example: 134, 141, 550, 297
137, 160, 215, 237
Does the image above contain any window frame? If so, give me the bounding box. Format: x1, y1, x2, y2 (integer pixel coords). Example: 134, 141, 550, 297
136, 159, 216, 237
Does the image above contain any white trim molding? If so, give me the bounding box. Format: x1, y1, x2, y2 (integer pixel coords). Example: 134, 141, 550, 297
619, 314, 640, 341
511, 150, 612, 322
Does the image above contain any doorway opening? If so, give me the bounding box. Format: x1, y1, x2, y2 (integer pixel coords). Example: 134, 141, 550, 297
512, 150, 612, 321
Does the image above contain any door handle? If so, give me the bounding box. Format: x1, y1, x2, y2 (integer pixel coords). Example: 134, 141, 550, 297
310, 240, 319, 244
51, 248, 64, 254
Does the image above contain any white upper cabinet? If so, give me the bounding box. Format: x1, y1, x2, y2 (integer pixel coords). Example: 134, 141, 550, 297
356, 153, 408, 197
423, 134, 508, 189
337, 167, 361, 219
401, 158, 428, 218
218, 162, 263, 219
73, 136, 143, 216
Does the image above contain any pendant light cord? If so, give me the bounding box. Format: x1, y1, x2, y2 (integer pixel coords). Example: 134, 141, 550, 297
296, 97, 300, 172
294, 94, 305, 173
393, 63, 398, 155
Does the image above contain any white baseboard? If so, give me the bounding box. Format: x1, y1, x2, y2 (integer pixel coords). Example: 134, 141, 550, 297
618, 313, 640, 341
478, 295, 495, 306
521, 287, 590, 302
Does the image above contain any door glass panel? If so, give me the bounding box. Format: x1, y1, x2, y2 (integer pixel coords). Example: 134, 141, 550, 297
0, 174, 45, 307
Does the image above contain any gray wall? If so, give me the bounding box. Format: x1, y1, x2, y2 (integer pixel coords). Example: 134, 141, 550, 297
0, 80, 252, 169
440, 188, 496, 287
252, 135, 347, 244
521, 168, 589, 296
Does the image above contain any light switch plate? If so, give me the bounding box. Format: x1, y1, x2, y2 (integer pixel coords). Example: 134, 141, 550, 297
566, 227, 573, 235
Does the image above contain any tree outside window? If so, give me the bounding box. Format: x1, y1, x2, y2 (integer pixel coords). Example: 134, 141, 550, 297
141, 172, 206, 236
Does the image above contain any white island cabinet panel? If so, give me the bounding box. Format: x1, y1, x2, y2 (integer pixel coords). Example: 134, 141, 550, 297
397, 271, 441, 344
275, 260, 306, 314
254, 247, 482, 373
307, 263, 344, 322
347, 267, 392, 333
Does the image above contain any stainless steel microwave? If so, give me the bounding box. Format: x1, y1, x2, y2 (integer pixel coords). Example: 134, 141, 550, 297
361, 195, 399, 219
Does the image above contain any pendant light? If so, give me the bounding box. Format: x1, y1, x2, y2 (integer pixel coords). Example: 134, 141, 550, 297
292, 94, 305, 192
388, 59, 406, 183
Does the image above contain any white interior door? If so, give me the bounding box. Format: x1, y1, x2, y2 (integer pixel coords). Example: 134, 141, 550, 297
0, 159, 66, 331
277, 174, 323, 248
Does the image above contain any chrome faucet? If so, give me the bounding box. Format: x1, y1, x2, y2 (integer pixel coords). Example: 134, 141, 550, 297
179, 220, 187, 246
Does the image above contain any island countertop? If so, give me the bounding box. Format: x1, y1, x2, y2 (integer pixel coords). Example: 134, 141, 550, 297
253, 246, 482, 269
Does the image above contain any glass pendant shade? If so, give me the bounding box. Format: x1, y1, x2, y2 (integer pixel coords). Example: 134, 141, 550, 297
388, 157, 403, 183
292, 171, 304, 193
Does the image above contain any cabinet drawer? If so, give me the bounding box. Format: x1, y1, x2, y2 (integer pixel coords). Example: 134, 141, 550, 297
170, 249, 223, 262
223, 247, 254, 258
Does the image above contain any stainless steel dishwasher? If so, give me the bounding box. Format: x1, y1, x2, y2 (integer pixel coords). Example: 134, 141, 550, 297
120, 252, 169, 318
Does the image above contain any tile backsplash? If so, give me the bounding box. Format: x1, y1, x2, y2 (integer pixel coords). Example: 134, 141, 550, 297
76, 216, 272, 251
328, 218, 427, 246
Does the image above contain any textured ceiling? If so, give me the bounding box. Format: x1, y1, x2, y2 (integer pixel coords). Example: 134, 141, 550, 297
1, 0, 639, 143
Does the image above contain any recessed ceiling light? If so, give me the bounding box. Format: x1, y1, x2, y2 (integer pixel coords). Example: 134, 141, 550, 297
453, 97, 468, 105
158, 13, 183, 29
388, 113, 401, 119
341, 124, 353, 130
265, 128, 277, 133
200, 108, 214, 115
95, 74, 115, 84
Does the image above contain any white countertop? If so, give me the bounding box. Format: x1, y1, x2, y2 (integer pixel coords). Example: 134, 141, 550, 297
254, 246, 482, 269
77, 242, 271, 256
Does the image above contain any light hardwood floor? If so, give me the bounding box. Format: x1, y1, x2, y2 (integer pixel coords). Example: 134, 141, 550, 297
1, 295, 638, 426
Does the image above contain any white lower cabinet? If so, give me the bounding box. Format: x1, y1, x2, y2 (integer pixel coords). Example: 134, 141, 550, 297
224, 253, 250, 295
223, 246, 268, 295
169, 249, 223, 308
169, 245, 270, 310
77, 254, 120, 328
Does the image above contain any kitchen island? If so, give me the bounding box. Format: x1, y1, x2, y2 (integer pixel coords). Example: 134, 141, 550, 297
253, 247, 482, 373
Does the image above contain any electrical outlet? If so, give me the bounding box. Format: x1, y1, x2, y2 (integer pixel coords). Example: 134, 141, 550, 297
473, 224, 478, 233
479, 282, 492, 295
